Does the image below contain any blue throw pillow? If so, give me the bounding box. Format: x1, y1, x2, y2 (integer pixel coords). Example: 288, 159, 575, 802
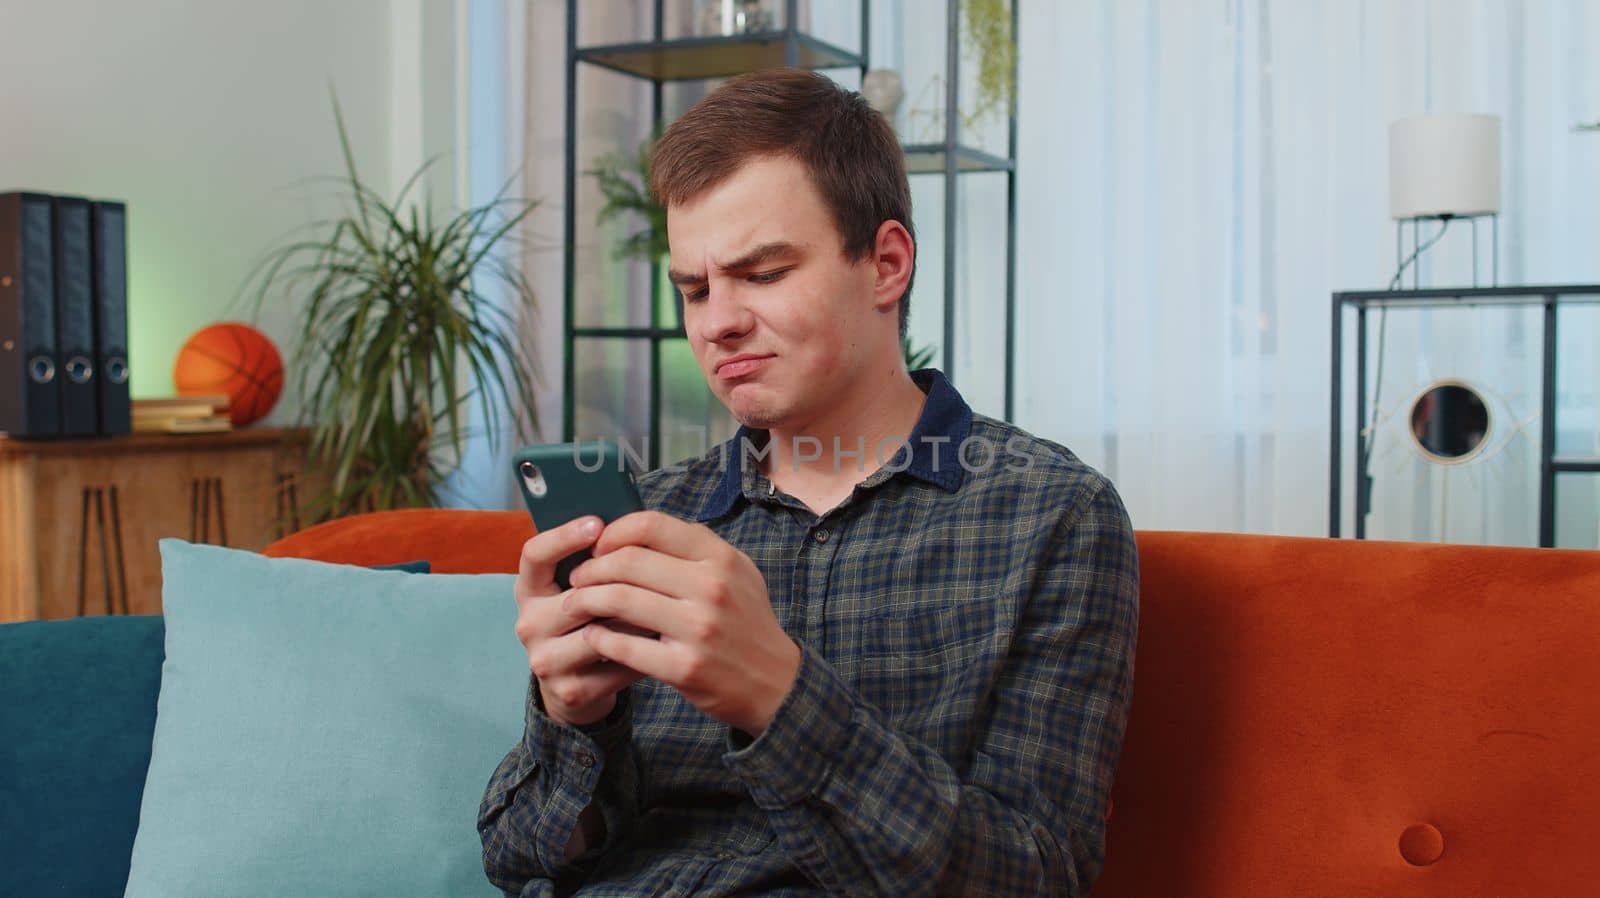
123, 541, 524, 898
0, 559, 432, 898
0, 614, 166, 898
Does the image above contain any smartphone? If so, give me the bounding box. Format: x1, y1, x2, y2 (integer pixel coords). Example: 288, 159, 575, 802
514, 440, 644, 590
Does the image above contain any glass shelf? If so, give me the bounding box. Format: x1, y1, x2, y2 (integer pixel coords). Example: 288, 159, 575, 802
577, 32, 863, 82
902, 144, 1015, 174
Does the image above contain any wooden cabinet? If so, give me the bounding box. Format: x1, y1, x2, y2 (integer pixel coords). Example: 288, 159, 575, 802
0, 428, 316, 621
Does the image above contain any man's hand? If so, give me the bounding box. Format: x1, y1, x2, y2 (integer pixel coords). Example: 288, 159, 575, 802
564, 511, 802, 737
514, 517, 647, 728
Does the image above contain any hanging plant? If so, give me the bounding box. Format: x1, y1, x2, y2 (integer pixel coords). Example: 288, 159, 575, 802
961, 0, 1017, 131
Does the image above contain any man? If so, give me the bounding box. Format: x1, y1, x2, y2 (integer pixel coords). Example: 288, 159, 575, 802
479, 68, 1138, 897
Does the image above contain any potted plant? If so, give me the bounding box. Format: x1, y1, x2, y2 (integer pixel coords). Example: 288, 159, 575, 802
245, 96, 541, 518
904, 336, 937, 370
586, 133, 677, 328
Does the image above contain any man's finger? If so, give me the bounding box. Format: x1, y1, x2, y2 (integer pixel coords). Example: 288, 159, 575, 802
564, 582, 690, 640
528, 628, 605, 679
519, 589, 615, 646
590, 658, 648, 695
583, 621, 676, 682
518, 516, 603, 598
592, 510, 716, 562
568, 544, 703, 600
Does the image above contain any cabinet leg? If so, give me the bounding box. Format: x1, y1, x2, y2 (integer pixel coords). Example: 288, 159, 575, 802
93, 489, 115, 615
199, 479, 210, 542
213, 477, 228, 546
189, 477, 228, 546
109, 485, 129, 615
275, 472, 301, 538
75, 486, 128, 617
76, 488, 91, 617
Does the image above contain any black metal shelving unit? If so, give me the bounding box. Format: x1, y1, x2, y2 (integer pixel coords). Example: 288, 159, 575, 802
562, 0, 1019, 468
1329, 284, 1600, 547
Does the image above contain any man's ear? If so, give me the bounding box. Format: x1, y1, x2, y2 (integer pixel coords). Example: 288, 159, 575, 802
870, 219, 914, 314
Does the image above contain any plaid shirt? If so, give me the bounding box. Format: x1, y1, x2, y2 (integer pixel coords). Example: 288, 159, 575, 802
479, 369, 1139, 897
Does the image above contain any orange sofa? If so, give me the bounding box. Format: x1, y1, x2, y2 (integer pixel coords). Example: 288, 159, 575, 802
264, 510, 1600, 896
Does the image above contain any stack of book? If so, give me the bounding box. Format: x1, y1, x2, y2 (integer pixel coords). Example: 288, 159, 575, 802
131, 395, 232, 434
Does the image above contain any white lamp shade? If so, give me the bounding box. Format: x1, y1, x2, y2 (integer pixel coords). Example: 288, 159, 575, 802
1389, 114, 1501, 219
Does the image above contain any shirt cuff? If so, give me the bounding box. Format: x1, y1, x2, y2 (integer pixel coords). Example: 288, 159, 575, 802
523, 676, 635, 870
525, 674, 635, 762
721, 639, 854, 808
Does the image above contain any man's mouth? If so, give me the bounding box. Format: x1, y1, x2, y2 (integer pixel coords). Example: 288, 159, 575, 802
715, 354, 774, 379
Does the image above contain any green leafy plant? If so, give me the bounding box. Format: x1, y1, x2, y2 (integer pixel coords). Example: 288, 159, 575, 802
586, 134, 668, 261
245, 94, 540, 518
903, 336, 938, 371
962, 0, 1016, 130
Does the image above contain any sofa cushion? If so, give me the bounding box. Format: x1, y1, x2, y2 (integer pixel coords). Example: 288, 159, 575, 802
0, 614, 166, 898
123, 540, 524, 898
1094, 531, 1600, 898
262, 508, 530, 574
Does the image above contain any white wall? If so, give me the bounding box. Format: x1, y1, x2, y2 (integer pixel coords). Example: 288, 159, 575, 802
0, 0, 460, 424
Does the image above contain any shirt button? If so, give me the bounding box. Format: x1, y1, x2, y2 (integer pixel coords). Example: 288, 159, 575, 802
813, 528, 830, 543
577, 751, 595, 769
715, 849, 736, 861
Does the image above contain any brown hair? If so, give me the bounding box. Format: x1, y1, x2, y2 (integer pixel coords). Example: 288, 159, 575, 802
651, 68, 915, 337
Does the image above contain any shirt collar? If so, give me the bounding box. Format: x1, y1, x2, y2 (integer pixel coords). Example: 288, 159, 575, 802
695, 368, 973, 523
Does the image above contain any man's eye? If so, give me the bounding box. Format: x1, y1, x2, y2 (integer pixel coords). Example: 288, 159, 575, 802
684, 287, 708, 301
750, 270, 787, 284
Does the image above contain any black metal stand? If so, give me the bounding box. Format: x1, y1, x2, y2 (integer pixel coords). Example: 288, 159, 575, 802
1329, 284, 1600, 546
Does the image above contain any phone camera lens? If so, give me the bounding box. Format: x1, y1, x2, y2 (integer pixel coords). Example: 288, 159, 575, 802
520, 460, 549, 498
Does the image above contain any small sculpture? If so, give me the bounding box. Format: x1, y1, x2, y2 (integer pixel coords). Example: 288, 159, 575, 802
861, 69, 905, 128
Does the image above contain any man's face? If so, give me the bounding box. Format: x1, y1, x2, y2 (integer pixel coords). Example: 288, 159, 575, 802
666, 154, 880, 431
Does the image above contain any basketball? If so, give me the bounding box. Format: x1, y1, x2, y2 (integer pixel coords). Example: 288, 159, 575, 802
173, 322, 285, 427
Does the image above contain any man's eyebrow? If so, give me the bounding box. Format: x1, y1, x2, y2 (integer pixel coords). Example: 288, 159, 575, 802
667, 241, 800, 286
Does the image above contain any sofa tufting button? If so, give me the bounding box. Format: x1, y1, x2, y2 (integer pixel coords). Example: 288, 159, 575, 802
1399, 823, 1445, 866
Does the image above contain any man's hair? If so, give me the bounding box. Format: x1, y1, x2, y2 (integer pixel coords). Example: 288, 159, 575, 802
651, 68, 915, 338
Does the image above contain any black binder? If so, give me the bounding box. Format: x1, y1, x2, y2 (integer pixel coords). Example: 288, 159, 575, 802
0, 192, 60, 437
53, 195, 97, 436
92, 201, 130, 435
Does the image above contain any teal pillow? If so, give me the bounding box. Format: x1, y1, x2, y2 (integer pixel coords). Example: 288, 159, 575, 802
124, 540, 524, 898
0, 559, 429, 898
0, 614, 165, 898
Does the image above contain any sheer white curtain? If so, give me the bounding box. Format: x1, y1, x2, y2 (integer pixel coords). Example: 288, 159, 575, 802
1015, 0, 1600, 541
443, 0, 562, 510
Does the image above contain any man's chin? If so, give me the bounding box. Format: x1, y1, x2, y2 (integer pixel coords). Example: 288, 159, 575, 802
725, 395, 785, 431
732, 407, 784, 430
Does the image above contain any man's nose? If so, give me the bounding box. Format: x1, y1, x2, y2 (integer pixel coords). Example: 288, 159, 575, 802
693, 281, 755, 343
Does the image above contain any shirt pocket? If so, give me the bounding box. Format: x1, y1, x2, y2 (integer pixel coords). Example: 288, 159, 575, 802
862, 598, 995, 660
856, 600, 999, 757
